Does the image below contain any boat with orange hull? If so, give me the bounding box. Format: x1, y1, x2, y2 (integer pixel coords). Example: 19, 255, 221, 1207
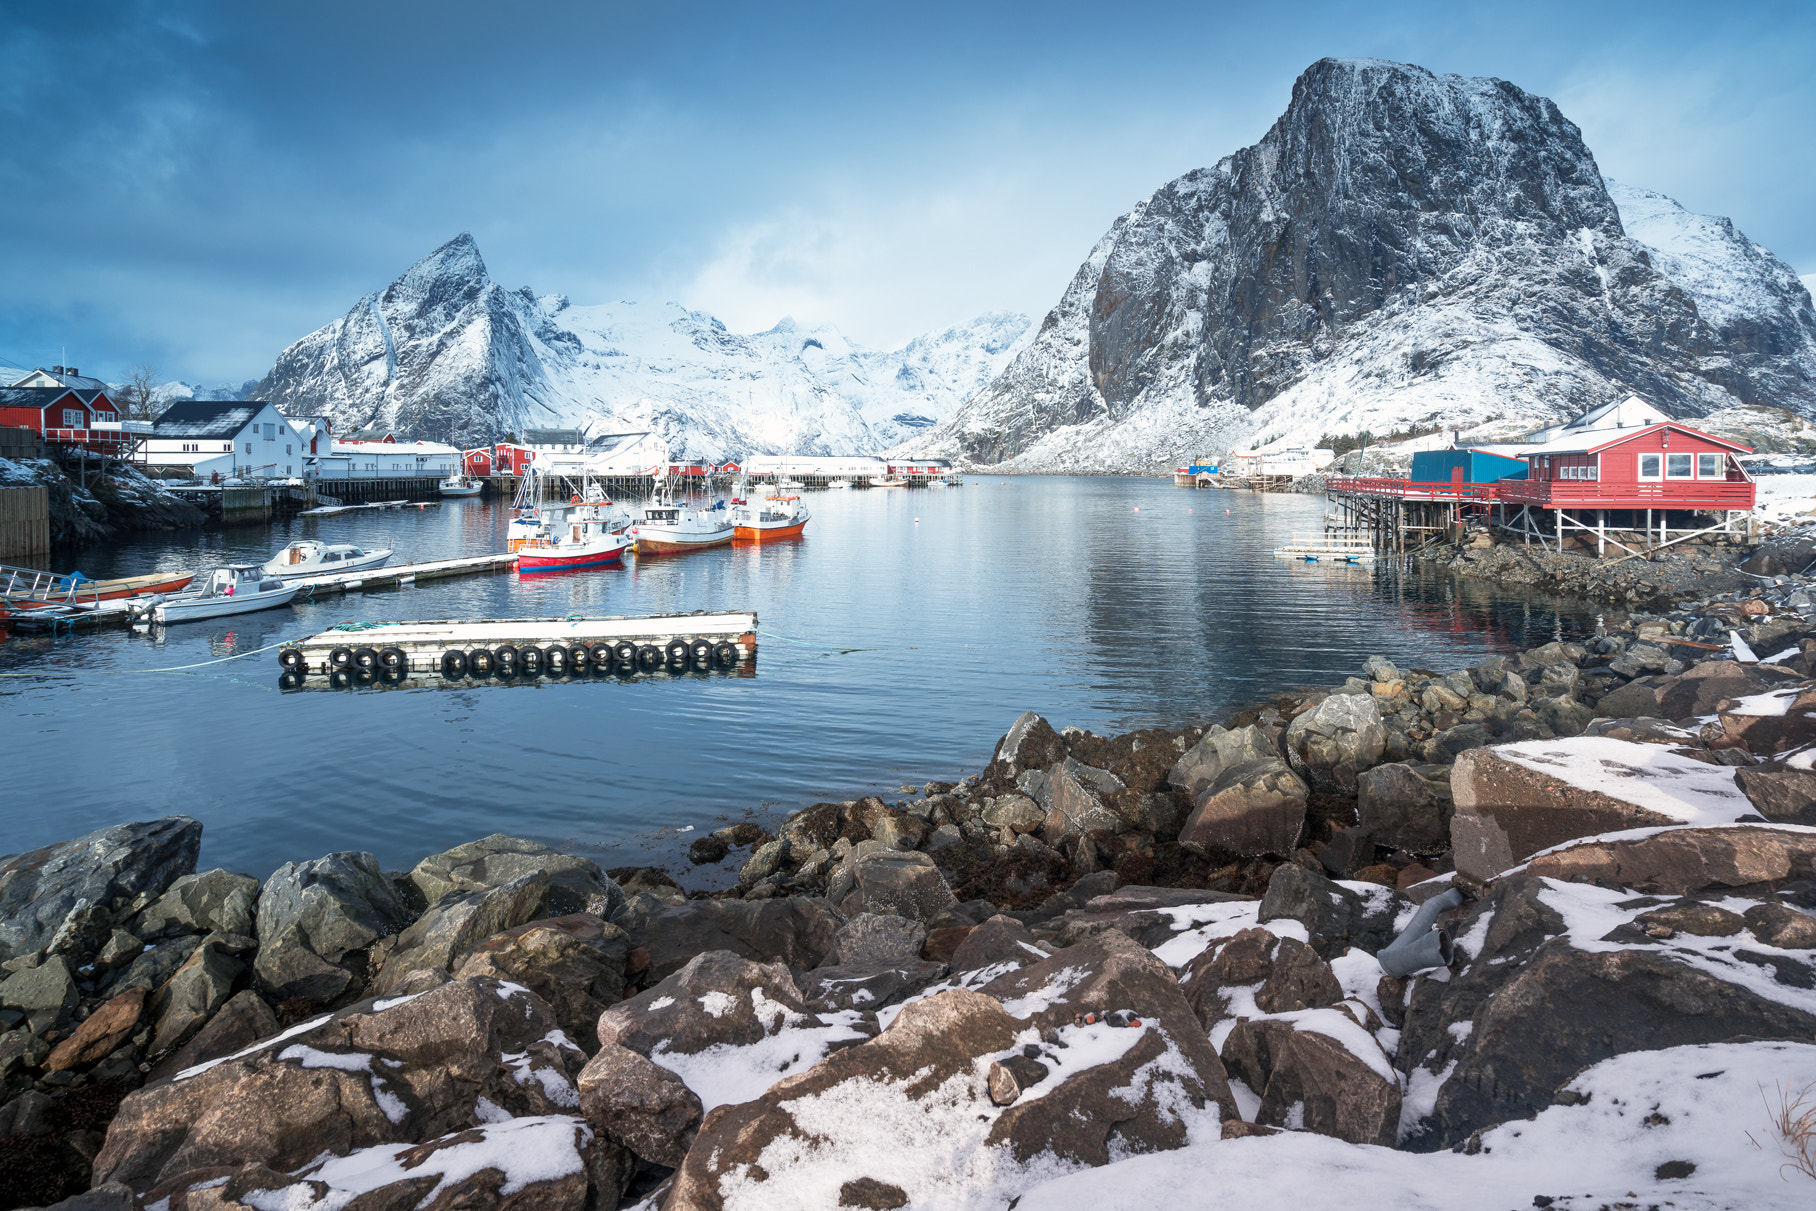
3, 567, 195, 609
730, 480, 810, 541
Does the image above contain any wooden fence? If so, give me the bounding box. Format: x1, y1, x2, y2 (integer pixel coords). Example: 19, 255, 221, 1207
0, 487, 49, 559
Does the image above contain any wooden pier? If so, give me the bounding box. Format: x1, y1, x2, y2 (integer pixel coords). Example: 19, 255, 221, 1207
1272, 531, 1377, 563
291, 552, 517, 597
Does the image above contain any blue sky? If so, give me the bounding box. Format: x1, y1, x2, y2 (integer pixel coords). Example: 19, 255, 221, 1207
1, 0, 1811, 385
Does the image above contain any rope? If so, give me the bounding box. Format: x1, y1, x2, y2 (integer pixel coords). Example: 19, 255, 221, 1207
755, 628, 876, 654
0, 639, 290, 677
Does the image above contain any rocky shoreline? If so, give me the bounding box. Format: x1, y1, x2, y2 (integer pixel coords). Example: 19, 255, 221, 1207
0, 452, 204, 547
5, 538, 1816, 1208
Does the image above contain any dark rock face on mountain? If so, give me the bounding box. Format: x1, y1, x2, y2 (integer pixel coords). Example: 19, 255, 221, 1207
255, 235, 546, 449
901, 57, 1816, 471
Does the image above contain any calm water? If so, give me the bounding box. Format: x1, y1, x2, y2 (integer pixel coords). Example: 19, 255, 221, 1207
2, 477, 1600, 880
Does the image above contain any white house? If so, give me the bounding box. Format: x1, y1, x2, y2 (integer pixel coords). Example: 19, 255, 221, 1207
315, 437, 460, 479
138, 400, 310, 479
530, 430, 670, 477
1520, 395, 1674, 444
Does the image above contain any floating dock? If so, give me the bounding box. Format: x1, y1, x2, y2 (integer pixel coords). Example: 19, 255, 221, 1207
298, 499, 441, 517
292, 552, 517, 597
278, 609, 759, 683
1272, 531, 1378, 564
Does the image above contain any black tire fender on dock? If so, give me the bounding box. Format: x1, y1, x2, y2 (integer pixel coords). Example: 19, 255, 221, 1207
352, 646, 380, 670
713, 641, 738, 666
572, 644, 597, 669
468, 648, 493, 673
279, 647, 305, 670
441, 650, 467, 677
328, 645, 355, 669
378, 646, 408, 671
520, 645, 544, 672
688, 640, 713, 664
613, 641, 638, 665
664, 639, 690, 664
493, 645, 519, 674
636, 644, 661, 667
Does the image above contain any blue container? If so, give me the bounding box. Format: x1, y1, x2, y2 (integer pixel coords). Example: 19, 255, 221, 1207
1409, 449, 1528, 485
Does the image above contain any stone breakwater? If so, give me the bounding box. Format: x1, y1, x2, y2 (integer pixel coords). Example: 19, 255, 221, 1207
5, 567, 1816, 1208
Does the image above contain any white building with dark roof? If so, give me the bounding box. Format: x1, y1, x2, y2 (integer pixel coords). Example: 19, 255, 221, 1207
138, 400, 310, 478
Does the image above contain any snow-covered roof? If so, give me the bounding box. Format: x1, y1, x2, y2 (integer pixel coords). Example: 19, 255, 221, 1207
0, 385, 98, 413
153, 400, 267, 438
1522, 395, 1675, 443
7, 368, 109, 391
1515, 420, 1752, 457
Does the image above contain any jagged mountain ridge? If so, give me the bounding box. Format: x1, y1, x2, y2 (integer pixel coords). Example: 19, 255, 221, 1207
893, 57, 1816, 471
253, 235, 1030, 456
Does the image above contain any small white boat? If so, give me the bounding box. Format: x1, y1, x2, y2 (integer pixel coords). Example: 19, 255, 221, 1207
126, 565, 300, 623
775, 478, 806, 491
869, 476, 908, 488
631, 478, 734, 554
439, 474, 483, 497
828, 479, 852, 490
262, 540, 393, 579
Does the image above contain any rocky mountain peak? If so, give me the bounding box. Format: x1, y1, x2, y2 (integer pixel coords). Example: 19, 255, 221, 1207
895, 57, 1816, 472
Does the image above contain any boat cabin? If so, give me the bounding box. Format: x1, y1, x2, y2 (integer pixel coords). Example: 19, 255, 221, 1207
197, 565, 283, 598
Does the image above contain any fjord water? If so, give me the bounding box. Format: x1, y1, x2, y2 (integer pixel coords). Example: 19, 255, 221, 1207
2, 477, 1598, 878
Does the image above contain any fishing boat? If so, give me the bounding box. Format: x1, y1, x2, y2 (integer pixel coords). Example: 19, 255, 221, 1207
869, 475, 909, 488
630, 478, 734, 554
516, 482, 633, 572
775, 477, 806, 491
506, 474, 547, 552
438, 473, 483, 497
1, 565, 194, 609
729, 477, 810, 541
262, 540, 393, 579
125, 565, 300, 623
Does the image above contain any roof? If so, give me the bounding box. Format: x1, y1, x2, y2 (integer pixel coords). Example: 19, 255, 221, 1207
523, 427, 585, 446
1516, 420, 1753, 457
153, 400, 267, 438
585, 431, 654, 454
7, 369, 109, 392
0, 386, 82, 412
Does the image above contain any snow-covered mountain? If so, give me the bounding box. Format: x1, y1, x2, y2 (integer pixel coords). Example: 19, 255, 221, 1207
252, 235, 1029, 456
893, 58, 1816, 472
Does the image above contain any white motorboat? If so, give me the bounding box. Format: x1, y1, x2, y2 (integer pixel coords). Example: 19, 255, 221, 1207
631, 479, 734, 554
869, 475, 909, 488
775, 478, 806, 491
262, 540, 393, 579
828, 479, 852, 490
126, 565, 300, 623
439, 474, 483, 497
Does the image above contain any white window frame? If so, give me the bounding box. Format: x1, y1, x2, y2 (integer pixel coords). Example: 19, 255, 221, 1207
1666, 453, 1693, 479
62, 408, 82, 427
1638, 453, 1663, 480
1697, 453, 1721, 479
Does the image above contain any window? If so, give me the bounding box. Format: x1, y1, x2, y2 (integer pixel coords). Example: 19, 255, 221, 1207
1698, 453, 1721, 478
245, 443, 253, 454
62, 408, 82, 427
223, 442, 233, 451
286, 445, 292, 454
1639, 453, 1662, 479
264, 424, 275, 439
1667, 453, 1693, 478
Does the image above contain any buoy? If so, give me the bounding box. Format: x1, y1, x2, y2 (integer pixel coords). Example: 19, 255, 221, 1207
914, 518, 920, 523
1133, 507, 1139, 512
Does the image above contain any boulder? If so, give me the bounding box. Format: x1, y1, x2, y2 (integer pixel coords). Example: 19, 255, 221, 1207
1581, 717, 1699, 746
254, 851, 412, 1004
1176, 758, 1308, 858
407, 833, 622, 918
1283, 694, 1387, 791
1252, 937, 1344, 1013
981, 794, 1044, 834
1222, 1016, 1400, 1146
988, 711, 1068, 780
1038, 759, 1126, 844
150, 990, 279, 1082
452, 914, 630, 1048
1257, 864, 1401, 959
739, 839, 789, 882
840, 849, 959, 924
799, 958, 950, 1013
1355, 763, 1453, 854
1608, 643, 1673, 679
0, 954, 78, 1032
1733, 767, 1816, 825
671, 935, 1235, 1208
375, 871, 550, 991
613, 896, 840, 983
1168, 725, 1279, 798
1744, 903, 1816, 949
1523, 826, 1816, 894
0, 816, 202, 964
0, 1028, 49, 1080
1740, 533, 1816, 575
830, 913, 926, 969
148, 936, 244, 1055
577, 1040, 703, 1167
1592, 676, 1668, 719
132, 870, 259, 941
44, 987, 146, 1071
107, 934, 204, 997
1449, 740, 1754, 883
1533, 696, 1594, 738
92, 977, 587, 1193
1719, 687, 1816, 754
1655, 660, 1798, 720
947, 915, 1044, 976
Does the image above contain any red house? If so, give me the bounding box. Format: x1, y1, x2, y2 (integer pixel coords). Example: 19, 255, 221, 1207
493, 443, 535, 475
1495, 420, 1754, 554
462, 446, 495, 476
0, 386, 129, 454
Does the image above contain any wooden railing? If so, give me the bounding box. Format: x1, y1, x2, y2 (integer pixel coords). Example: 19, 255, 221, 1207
1496, 478, 1756, 509
1325, 477, 1502, 502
